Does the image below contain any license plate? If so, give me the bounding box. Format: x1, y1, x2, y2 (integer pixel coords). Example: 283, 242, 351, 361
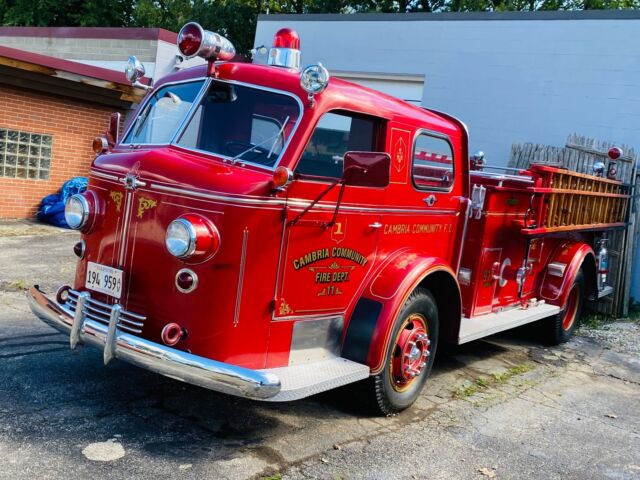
85, 262, 124, 299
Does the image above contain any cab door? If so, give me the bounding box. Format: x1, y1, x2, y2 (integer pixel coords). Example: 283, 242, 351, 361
381, 128, 465, 273
274, 111, 384, 319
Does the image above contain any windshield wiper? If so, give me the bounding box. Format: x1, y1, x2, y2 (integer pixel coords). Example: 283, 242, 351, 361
229, 116, 290, 164
267, 116, 289, 159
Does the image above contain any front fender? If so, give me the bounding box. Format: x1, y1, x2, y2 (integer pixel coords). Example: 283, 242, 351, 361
342, 248, 459, 374
540, 241, 596, 307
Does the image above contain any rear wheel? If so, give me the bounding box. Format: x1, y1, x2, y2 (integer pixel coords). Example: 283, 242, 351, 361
545, 270, 585, 345
366, 287, 439, 415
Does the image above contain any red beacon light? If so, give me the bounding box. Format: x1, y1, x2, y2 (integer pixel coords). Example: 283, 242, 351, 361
607, 146, 623, 160
177, 22, 236, 61
268, 28, 301, 70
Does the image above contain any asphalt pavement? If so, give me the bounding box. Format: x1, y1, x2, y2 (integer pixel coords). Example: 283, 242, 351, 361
1, 222, 638, 480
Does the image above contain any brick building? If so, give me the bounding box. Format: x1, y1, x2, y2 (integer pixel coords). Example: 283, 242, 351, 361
0, 27, 202, 219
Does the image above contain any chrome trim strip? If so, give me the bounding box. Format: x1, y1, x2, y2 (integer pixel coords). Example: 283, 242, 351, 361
27, 287, 281, 400
149, 182, 457, 215
117, 190, 134, 266
547, 262, 567, 277
90, 170, 120, 182
234, 228, 249, 327
457, 267, 472, 286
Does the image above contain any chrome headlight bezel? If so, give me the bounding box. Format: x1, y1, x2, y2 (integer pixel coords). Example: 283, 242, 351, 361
64, 194, 90, 230
165, 218, 197, 259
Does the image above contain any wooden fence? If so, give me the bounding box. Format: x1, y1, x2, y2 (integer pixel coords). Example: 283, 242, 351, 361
509, 134, 639, 317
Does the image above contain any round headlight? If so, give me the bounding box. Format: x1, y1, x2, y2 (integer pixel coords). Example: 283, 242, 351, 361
165, 219, 197, 258
65, 194, 89, 230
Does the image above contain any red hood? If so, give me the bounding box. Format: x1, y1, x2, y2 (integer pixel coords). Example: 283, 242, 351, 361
93, 146, 274, 196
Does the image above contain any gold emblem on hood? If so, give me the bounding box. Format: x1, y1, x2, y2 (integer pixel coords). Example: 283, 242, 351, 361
109, 191, 123, 213
137, 197, 157, 218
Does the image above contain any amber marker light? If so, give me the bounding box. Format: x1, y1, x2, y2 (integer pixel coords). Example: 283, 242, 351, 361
273, 166, 293, 190
92, 136, 108, 155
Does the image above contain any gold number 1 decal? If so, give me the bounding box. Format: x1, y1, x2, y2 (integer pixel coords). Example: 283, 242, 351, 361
334, 222, 343, 235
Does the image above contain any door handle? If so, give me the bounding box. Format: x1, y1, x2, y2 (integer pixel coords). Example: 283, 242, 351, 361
369, 222, 383, 229
423, 195, 437, 207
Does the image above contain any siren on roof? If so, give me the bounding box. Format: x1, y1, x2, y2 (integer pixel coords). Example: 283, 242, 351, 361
177, 22, 236, 61
268, 28, 301, 70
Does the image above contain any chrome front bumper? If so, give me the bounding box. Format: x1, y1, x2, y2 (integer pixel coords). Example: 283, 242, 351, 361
26, 286, 281, 400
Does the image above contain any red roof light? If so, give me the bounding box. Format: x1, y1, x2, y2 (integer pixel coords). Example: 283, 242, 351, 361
273, 28, 300, 50
178, 23, 203, 57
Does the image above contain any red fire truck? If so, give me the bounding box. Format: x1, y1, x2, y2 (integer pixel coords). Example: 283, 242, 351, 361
28, 23, 630, 415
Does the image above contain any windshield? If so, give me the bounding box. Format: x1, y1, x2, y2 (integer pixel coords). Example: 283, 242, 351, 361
123, 81, 205, 145
176, 81, 301, 168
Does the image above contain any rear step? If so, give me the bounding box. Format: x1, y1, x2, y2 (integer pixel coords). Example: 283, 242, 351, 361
458, 302, 560, 344
259, 357, 370, 402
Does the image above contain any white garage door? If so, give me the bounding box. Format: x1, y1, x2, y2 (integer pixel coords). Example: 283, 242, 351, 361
332, 71, 425, 106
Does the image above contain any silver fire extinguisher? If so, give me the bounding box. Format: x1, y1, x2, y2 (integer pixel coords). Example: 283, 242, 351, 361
596, 238, 609, 291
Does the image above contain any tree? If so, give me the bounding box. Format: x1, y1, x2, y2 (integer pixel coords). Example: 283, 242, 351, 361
0, 0, 638, 54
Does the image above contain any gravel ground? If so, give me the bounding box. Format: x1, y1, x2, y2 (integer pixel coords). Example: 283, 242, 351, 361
580, 321, 640, 356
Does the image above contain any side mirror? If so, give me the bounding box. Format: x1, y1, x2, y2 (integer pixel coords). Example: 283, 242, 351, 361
106, 112, 121, 147
342, 151, 390, 188
125, 55, 145, 84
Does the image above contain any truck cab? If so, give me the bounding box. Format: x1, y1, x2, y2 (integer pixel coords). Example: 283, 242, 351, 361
28, 23, 627, 414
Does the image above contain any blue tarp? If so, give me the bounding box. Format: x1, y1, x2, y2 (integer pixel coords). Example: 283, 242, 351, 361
37, 177, 88, 228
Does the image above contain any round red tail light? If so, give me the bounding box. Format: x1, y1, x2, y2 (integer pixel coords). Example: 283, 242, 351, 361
73, 240, 85, 259
178, 22, 203, 57
175, 268, 198, 293
273, 28, 300, 49
608, 147, 623, 160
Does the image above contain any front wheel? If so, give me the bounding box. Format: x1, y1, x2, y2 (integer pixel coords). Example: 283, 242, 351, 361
367, 287, 439, 415
545, 270, 585, 345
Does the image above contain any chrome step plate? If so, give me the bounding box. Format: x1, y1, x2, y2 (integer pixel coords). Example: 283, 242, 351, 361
459, 302, 561, 344
259, 357, 370, 402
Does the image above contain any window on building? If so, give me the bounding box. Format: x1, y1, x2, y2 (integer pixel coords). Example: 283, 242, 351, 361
296, 111, 381, 179
0, 129, 53, 180
412, 133, 454, 190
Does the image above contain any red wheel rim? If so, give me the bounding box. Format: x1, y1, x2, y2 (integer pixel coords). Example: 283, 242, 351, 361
562, 284, 580, 331
389, 313, 431, 392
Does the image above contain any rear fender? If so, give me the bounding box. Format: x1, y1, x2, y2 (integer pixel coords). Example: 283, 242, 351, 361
540, 241, 596, 307
342, 249, 460, 374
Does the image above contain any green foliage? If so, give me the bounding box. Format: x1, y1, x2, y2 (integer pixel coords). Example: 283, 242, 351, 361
0, 0, 638, 54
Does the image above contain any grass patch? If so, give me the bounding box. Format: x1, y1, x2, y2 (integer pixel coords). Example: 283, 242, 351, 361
581, 313, 609, 329
262, 474, 282, 480
453, 364, 533, 399
453, 383, 478, 398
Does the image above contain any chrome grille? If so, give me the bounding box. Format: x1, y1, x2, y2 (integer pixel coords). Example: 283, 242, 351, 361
64, 289, 146, 334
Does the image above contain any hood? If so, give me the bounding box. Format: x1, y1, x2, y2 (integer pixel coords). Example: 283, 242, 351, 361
93, 146, 274, 197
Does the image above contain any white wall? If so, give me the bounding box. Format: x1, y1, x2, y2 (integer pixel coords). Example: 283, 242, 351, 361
255, 12, 640, 167
256, 11, 640, 304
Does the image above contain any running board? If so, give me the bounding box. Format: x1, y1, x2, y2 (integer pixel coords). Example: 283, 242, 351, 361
258, 357, 370, 402
458, 302, 560, 344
